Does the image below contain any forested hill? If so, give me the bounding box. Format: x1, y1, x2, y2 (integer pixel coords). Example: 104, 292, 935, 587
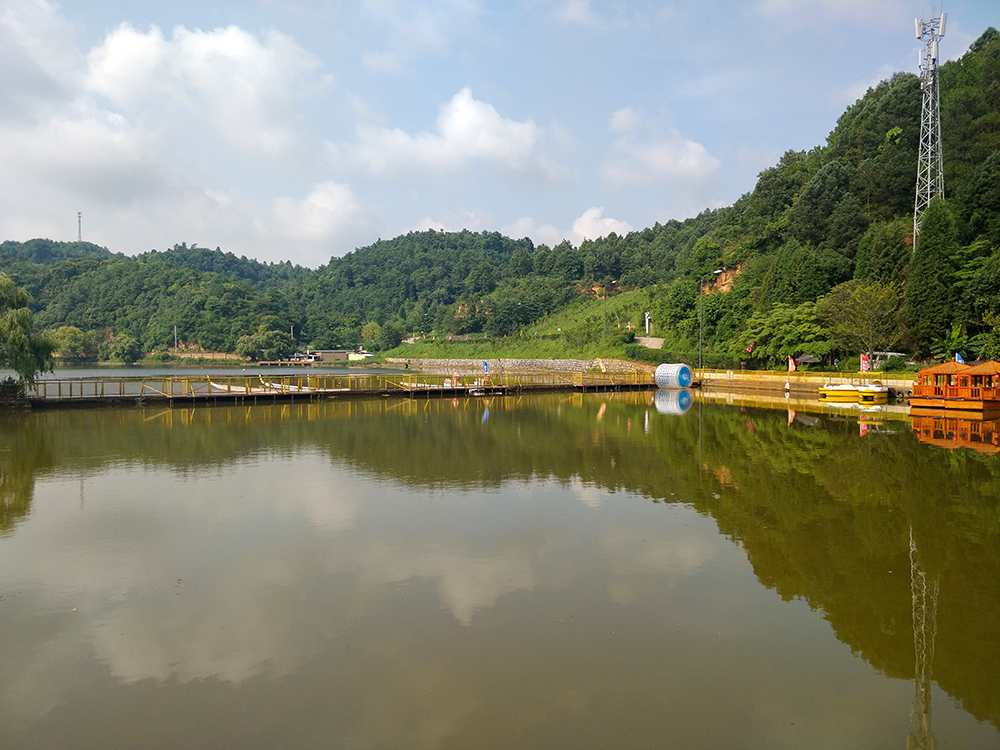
2, 28, 998, 364
0, 238, 122, 264
135, 244, 311, 290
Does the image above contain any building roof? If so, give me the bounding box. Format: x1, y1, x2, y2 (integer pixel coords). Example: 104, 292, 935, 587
918, 361, 972, 376
962, 360, 1000, 376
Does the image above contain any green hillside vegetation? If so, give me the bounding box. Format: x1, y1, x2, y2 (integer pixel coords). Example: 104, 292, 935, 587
1, 28, 997, 368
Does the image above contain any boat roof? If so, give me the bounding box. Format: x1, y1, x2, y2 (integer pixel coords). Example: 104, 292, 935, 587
918, 361, 972, 375
962, 360, 1000, 376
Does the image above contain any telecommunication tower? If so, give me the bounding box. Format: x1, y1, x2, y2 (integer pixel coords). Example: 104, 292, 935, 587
913, 11, 946, 241
77, 212, 82, 242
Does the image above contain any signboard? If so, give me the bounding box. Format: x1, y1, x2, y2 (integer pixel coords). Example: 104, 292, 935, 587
860, 353, 870, 372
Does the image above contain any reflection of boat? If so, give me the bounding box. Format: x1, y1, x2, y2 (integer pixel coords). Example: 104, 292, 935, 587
910, 409, 1000, 455
910, 361, 1000, 411
818, 383, 889, 404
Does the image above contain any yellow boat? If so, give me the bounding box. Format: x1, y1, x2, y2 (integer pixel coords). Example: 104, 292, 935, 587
818, 383, 889, 404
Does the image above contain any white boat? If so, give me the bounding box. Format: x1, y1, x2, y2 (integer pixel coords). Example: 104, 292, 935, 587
818, 382, 889, 404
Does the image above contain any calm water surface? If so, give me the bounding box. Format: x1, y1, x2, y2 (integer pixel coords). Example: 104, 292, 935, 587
1, 393, 997, 749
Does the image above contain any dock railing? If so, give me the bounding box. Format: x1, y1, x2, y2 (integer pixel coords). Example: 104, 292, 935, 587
25, 370, 655, 403
911, 383, 1000, 400
695, 368, 918, 391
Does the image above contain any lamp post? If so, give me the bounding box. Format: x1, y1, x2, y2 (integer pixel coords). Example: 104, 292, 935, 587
603, 279, 617, 335
698, 269, 723, 369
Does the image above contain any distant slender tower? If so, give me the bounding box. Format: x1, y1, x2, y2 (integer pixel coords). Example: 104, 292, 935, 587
913, 11, 947, 242
77, 212, 82, 242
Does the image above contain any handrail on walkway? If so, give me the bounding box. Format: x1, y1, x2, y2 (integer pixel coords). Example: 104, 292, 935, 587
26, 370, 654, 402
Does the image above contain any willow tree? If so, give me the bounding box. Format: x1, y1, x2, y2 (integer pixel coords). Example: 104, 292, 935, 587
0, 272, 53, 382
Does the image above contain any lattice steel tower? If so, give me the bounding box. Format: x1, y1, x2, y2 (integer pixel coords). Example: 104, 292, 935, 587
913, 12, 947, 242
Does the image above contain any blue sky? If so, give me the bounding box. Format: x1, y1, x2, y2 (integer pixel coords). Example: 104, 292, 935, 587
2, 1, 996, 267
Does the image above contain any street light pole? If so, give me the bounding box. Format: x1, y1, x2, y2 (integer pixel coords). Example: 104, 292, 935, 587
698, 269, 723, 369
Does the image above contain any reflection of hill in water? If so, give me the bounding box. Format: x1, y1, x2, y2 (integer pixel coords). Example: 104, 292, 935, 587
2, 395, 997, 726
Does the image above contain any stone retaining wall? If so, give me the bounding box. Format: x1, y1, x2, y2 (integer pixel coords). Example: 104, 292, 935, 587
386, 357, 656, 375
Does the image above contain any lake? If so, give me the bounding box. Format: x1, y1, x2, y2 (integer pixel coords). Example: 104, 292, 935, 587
1, 392, 997, 749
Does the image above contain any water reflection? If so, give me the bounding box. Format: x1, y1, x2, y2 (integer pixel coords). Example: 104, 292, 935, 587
1, 393, 997, 748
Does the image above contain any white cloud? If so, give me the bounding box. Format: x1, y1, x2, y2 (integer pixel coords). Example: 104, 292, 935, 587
406, 206, 495, 235
411, 216, 448, 232
609, 106, 642, 134
0, 0, 83, 123
348, 88, 560, 181
361, 50, 404, 73
601, 130, 721, 190
273, 182, 363, 243
500, 217, 562, 247
0, 9, 362, 266
568, 208, 633, 245
552, 1, 603, 27
85, 22, 323, 157
1, 107, 170, 206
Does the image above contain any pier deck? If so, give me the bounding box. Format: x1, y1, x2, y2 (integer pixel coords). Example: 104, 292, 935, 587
22, 371, 656, 407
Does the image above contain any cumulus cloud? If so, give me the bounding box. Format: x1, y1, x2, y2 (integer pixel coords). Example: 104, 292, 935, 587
406, 206, 495, 235
600, 107, 721, 194
0, 0, 82, 123
1, 107, 170, 206
0, 6, 364, 266
601, 131, 720, 190
348, 88, 561, 181
85, 22, 322, 157
273, 182, 363, 243
500, 217, 562, 247
551, 1, 604, 27
568, 207, 633, 244
608, 106, 642, 134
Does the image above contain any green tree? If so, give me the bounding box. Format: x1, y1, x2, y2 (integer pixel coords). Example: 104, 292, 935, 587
377, 321, 405, 351
0, 272, 53, 381
854, 218, 910, 285
906, 197, 957, 353
820, 280, 902, 361
361, 321, 382, 351
973, 311, 1000, 360
52, 326, 86, 358
730, 302, 833, 365
235, 325, 296, 361
110, 334, 142, 364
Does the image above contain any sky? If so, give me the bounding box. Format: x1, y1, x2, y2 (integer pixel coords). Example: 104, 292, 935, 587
1, 1, 996, 268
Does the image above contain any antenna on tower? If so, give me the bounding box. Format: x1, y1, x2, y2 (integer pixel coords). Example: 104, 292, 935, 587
77, 212, 82, 242
913, 9, 947, 242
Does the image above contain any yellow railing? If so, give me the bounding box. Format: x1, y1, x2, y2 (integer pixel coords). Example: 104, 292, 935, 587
26, 370, 655, 402
695, 368, 917, 388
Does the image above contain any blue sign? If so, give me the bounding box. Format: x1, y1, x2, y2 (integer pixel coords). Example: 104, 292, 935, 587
482, 360, 489, 374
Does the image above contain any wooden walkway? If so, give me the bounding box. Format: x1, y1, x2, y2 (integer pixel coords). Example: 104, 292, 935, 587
22, 371, 656, 407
